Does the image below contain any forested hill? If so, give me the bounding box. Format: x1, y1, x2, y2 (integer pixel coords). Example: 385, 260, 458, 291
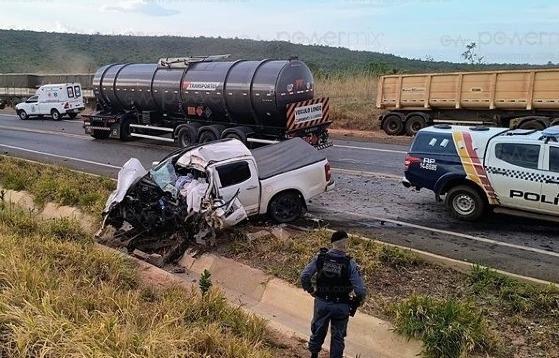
0, 29, 550, 74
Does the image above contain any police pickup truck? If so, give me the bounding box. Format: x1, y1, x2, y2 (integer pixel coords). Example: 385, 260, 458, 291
403, 125, 559, 222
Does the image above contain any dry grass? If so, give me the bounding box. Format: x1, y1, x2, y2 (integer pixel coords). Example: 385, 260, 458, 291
315, 74, 381, 131
0, 156, 115, 215
0, 204, 285, 358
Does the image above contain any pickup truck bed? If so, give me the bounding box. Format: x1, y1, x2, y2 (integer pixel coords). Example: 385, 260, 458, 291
252, 138, 327, 180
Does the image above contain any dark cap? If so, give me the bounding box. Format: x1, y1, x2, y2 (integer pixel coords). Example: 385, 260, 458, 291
331, 230, 348, 243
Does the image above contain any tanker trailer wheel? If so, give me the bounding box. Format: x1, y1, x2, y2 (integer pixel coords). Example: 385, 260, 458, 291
119, 115, 134, 141
176, 125, 198, 148
221, 127, 249, 144
268, 191, 305, 223
198, 125, 225, 143
51, 109, 61, 121
405, 115, 426, 136
382, 113, 404, 135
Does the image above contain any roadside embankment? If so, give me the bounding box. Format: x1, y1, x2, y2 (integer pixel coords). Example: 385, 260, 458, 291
220, 227, 559, 358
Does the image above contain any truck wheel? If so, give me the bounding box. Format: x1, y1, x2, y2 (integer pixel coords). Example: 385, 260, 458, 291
405, 115, 426, 136
51, 109, 61, 121
68, 113, 78, 119
382, 114, 404, 135
120, 116, 133, 141
517, 118, 548, 130
268, 191, 305, 223
91, 130, 110, 139
17, 110, 29, 120
198, 125, 225, 143
221, 127, 248, 144
176, 125, 198, 148
445, 185, 486, 221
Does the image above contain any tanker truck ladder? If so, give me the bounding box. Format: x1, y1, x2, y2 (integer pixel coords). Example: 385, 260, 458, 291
158, 54, 231, 68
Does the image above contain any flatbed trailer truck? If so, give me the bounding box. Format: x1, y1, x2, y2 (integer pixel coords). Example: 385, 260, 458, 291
377, 68, 559, 136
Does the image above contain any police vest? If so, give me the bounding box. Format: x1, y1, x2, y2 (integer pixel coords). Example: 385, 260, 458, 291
315, 249, 353, 303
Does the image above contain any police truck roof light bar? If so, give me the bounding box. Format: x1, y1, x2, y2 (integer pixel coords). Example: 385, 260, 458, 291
540, 126, 559, 142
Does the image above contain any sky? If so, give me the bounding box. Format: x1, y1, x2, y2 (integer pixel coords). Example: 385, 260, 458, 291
1, 0, 559, 64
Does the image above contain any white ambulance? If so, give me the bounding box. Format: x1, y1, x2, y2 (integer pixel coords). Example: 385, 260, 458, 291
15, 83, 85, 120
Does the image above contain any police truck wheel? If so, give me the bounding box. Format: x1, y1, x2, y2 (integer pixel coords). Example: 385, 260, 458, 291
91, 130, 110, 139
445, 185, 485, 221
405, 115, 426, 136
176, 125, 197, 148
382, 114, 404, 135
17, 110, 28, 120
51, 109, 61, 121
268, 191, 305, 223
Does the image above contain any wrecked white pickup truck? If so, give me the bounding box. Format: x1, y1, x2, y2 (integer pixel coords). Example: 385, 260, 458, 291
99, 138, 334, 262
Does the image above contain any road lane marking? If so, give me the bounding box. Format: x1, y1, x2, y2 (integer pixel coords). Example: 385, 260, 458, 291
334, 144, 407, 154
331, 210, 559, 259
0, 143, 121, 169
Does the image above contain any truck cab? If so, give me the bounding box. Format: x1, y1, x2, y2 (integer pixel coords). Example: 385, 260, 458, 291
404, 125, 559, 222
16, 83, 85, 120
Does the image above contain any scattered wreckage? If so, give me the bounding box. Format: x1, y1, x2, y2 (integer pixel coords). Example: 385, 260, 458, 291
98, 138, 334, 264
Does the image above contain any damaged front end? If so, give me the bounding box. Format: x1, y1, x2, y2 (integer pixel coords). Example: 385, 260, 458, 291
97, 151, 247, 265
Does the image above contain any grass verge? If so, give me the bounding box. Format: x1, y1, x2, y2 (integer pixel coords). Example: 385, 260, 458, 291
0, 155, 115, 215
315, 74, 380, 131
0, 203, 289, 357
222, 229, 559, 358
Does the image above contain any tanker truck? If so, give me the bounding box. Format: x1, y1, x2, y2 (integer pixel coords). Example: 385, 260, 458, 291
377, 68, 559, 136
83, 55, 331, 148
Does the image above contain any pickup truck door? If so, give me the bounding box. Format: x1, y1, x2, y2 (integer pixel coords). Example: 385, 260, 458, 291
213, 159, 260, 215
485, 140, 544, 212
539, 144, 559, 214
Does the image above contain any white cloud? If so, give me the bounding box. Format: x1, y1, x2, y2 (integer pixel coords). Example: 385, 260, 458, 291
102, 0, 179, 17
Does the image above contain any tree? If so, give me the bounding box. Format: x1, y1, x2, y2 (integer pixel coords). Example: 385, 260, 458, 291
462, 42, 484, 65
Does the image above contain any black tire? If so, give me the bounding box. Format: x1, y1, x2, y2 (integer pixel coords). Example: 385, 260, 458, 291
17, 110, 28, 120
198, 129, 219, 143
119, 116, 133, 141
268, 191, 305, 223
382, 114, 404, 135
221, 127, 248, 144
518, 119, 547, 130
176, 125, 198, 148
405, 115, 426, 136
67, 113, 78, 119
51, 109, 61, 121
445, 185, 486, 221
91, 130, 110, 139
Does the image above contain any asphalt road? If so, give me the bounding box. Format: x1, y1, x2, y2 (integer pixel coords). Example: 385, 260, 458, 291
0, 113, 558, 282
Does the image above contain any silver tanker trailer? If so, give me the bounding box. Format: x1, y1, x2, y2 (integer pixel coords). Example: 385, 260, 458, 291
83, 55, 331, 148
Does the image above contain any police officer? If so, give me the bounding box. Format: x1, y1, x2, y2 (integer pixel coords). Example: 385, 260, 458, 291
300, 230, 367, 358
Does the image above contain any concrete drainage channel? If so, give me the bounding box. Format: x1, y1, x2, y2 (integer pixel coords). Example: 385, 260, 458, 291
3, 185, 558, 357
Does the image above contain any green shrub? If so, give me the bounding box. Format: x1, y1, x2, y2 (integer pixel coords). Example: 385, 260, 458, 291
393, 295, 495, 358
